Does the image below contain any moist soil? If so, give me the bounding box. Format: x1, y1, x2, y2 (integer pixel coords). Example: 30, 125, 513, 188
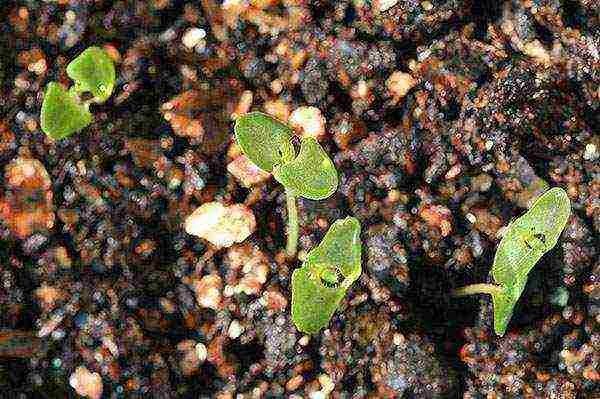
0, 1, 599, 398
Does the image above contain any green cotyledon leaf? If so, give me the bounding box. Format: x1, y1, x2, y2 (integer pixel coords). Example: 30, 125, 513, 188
234, 112, 294, 172
292, 217, 361, 334
490, 187, 571, 335
40, 82, 93, 140
273, 137, 338, 200
67, 46, 116, 103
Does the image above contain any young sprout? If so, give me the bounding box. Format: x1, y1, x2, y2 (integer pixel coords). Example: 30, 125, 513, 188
453, 187, 571, 336
291, 217, 362, 334
40, 46, 116, 139
234, 112, 338, 257
66, 46, 116, 103
40, 83, 93, 140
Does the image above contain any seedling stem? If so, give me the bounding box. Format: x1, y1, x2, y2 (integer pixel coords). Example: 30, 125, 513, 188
452, 283, 505, 297
286, 188, 299, 257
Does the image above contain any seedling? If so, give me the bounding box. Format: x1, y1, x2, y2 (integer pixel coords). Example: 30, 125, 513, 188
40, 46, 116, 139
453, 187, 571, 335
291, 217, 362, 333
234, 112, 338, 256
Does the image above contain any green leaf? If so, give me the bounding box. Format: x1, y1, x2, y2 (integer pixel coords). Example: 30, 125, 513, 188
66, 46, 116, 103
274, 137, 338, 200
234, 112, 293, 172
304, 216, 362, 281
291, 268, 346, 334
40, 82, 93, 140
291, 217, 362, 334
490, 187, 571, 335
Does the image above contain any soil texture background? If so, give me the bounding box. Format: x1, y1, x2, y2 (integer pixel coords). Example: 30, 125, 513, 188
0, 0, 599, 398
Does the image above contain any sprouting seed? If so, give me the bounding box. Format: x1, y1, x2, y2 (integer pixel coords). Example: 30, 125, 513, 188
40, 82, 93, 140
291, 217, 362, 334
66, 46, 116, 103
453, 187, 571, 335
234, 112, 338, 257
40, 46, 116, 139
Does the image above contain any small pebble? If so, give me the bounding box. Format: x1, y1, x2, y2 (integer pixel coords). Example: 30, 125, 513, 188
192, 274, 222, 310
195, 343, 207, 362
286, 375, 304, 391
375, 0, 399, 12
386, 71, 417, 99
583, 143, 597, 161
227, 155, 271, 187
185, 202, 256, 248
182, 27, 206, 49
228, 320, 243, 339
69, 366, 103, 399
318, 374, 334, 393
522, 40, 552, 65
289, 106, 326, 139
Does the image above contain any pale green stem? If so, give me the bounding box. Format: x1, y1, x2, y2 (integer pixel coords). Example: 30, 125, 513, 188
452, 283, 505, 297
285, 188, 299, 257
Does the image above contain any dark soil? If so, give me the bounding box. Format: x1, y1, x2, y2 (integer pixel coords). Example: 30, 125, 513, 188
0, 0, 598, 398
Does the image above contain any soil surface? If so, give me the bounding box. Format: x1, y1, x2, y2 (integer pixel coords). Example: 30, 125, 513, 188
0, 1, 599, 398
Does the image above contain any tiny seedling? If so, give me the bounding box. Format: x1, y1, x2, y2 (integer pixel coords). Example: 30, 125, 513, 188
291, 217, 362, 333
41, 46, 116, 139
234, 112, 338, 256
453, 187, 571, 335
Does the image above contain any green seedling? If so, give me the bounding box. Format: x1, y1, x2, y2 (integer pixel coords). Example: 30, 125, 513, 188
453, 187, 571, 335
40, 46, 116, 139
40, 83, 93, 140
66, 47, 116, 103
234, 112, 338, 256
291, 217, 362, 333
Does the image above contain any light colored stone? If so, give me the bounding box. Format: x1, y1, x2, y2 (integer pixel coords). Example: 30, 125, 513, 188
227, 155, 271, 187
226, 244, 270, 295
69, 366, 103, 399
298, 335, 310, 346
232, 90, 253, 119
522, 40, 551, 65
386, 71, 417, 99
182, 28, 206, 49
286, 375, 304, 391
375, 0, 398, 12
35, 284, 65, 312
264, 99, 290, 122
185, 202, 256, 248
289, 106, 326, 139
318, 374, 334, 393
195, 342, 207, 362
192, 274, 222, 310
0, 157, 55, 238
309, 391, 326, 399
228, 320, 243, 339
583, 143, 598, 161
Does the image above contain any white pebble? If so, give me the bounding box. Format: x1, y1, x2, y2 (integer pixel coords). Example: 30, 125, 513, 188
69, 366, 103, 399
318, 374, 334, 393
309, 391, 326, 399
289, 107, 326, 139
386, 71, 417, 99
583, 143, 597, 161
185, 202, 256, 248
466, 213, 477, 224
228, 320, 243, 339
376, 0, 398, 12
195, 343, 207, 362
182, 28, 206, 49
